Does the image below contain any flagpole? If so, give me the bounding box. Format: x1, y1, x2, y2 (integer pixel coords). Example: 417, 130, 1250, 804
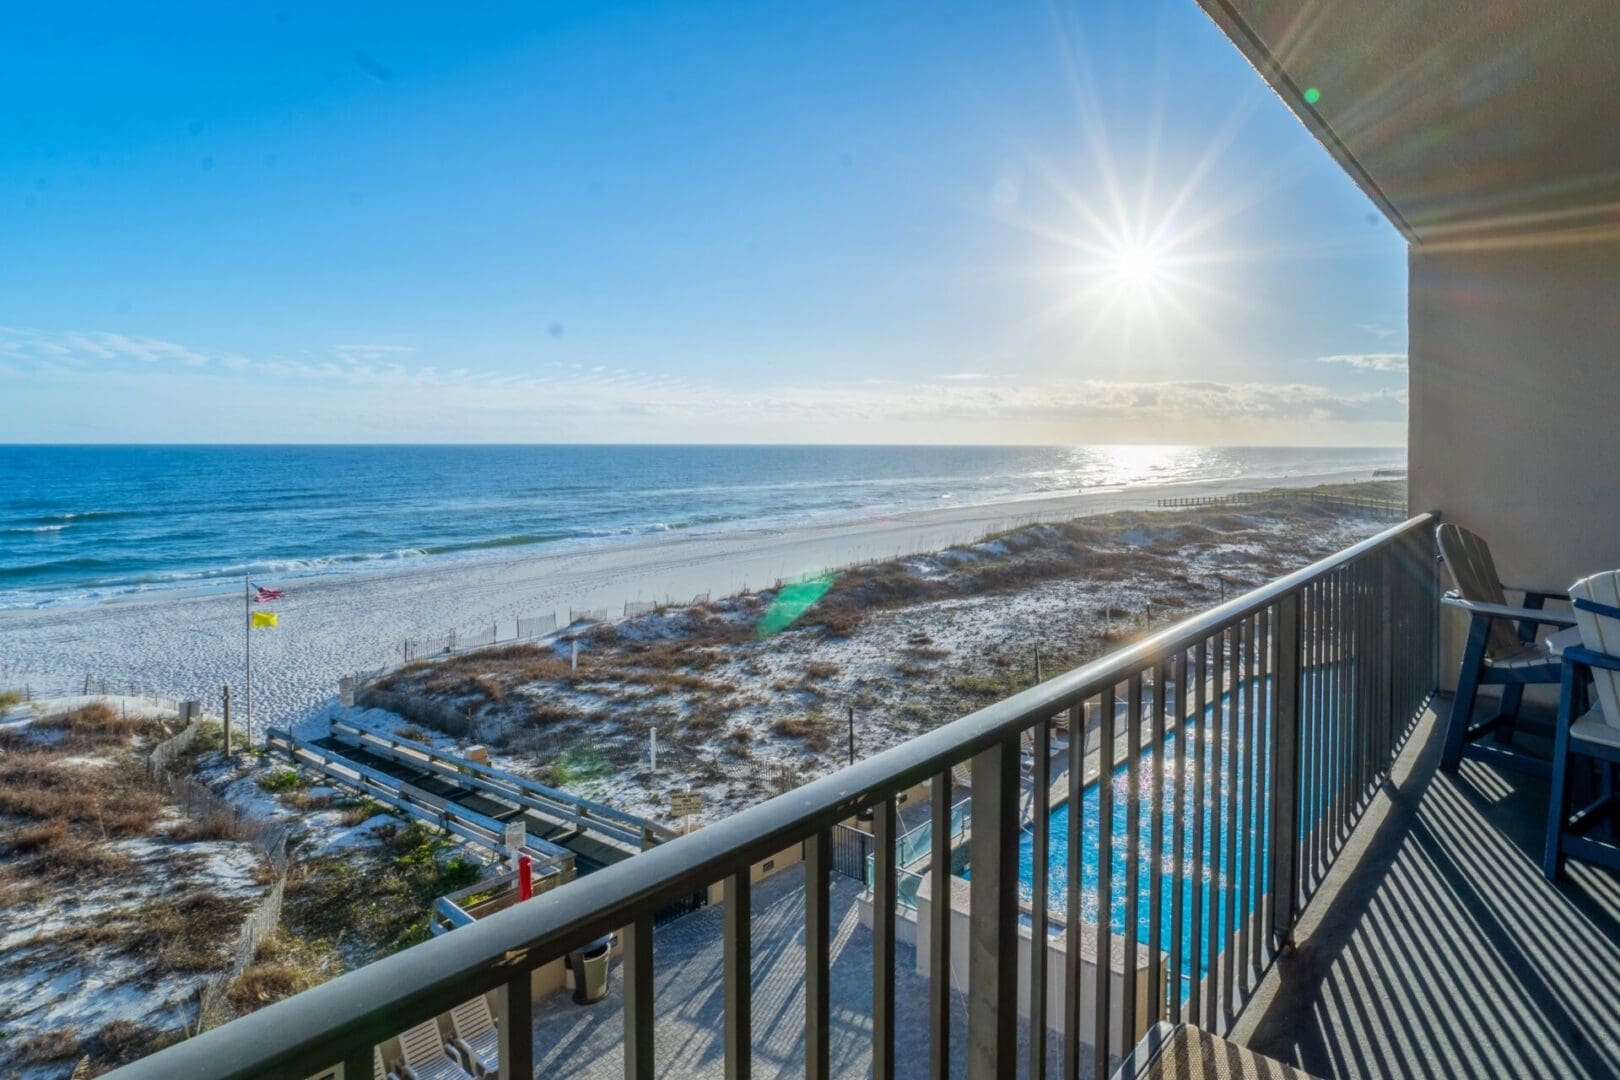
244, 575, 252, 740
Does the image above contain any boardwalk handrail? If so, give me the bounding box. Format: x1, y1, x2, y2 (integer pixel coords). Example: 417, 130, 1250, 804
112, 512, 1440, 1080
327, 716, 670, 847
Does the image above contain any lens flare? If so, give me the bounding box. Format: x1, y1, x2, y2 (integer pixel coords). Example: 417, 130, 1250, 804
755, 572, 835, 637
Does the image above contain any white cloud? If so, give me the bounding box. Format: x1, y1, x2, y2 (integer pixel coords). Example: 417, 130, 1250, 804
1317, 352, 1407, 373
0, 324, 1407, 438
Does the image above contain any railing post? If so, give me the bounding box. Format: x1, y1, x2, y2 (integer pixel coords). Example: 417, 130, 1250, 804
1270, 591, 1303, 951
341, 1044, 371, 1080
724, 871, 751, 1079
623, 916, 655, 1080
872, 795, 897, 1080
967, 735, 1020, 1079
498, 973, 534, 1080
805, 831, 831, 1080
929, 773, 952, 1080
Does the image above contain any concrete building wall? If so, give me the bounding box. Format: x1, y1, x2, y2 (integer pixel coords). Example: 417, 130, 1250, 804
1410, 237, 1620, 592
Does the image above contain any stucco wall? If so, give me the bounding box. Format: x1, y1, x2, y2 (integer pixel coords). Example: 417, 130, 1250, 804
1410, 237, 1620, 601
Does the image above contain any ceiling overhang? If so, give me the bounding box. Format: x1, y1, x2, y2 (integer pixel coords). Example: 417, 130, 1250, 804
1196, 0, 1620, 249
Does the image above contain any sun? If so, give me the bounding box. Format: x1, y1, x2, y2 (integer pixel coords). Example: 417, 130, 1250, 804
1108, 243, 1163, 291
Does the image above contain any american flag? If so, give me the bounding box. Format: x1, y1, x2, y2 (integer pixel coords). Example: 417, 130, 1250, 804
252, 583, 285, 603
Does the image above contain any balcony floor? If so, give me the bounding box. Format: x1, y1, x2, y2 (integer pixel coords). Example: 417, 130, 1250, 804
1237, 695, 1620, 1079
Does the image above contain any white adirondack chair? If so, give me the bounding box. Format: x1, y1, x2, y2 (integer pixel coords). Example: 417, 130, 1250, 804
1544, 570, 1620, 879
395, 1019, 473, 1080
447, 995, 500, 1077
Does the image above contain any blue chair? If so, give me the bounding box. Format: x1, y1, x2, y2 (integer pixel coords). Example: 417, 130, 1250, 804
1544, 573, 1620, 880
1437, 523, 1579, 777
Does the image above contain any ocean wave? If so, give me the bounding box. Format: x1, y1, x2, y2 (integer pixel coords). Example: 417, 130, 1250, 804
12, 509, 144, 526
0, 557, 113, 580
420, 533, 568, 556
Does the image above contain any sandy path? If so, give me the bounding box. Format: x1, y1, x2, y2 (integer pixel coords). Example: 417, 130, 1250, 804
0, 468, 1393, 735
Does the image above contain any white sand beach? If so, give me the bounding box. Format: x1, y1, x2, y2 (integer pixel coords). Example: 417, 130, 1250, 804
0, 468, 1397, 738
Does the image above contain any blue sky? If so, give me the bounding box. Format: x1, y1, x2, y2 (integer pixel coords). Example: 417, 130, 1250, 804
0, 2, 1408, 444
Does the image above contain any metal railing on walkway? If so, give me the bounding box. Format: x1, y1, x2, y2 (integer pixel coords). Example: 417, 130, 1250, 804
111, 514, 1440, 1080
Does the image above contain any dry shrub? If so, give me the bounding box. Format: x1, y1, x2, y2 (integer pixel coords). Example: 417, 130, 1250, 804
4, 819, 67, 855
37, 701, 157, 747
89, 1019, 169, 1067
771, 713, 832, 751
14, 919, 125, 952
804, 660, 840, 679
0, 752, 161, 834
814, 607, 863, 638
685, 711, 723, 735
227, 939, 325, 1009
337, 799, 386, 827
771, 716, 814, 738
124, 890, 248, 971
900, 645, 950, 660
170, 811, 240, 843
283, 790, 334, 812
15, 1026, 81, 1063
28, 833, 137, 883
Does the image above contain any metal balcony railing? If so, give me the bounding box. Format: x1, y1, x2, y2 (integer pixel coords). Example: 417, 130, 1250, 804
111, 513, 1440, 1080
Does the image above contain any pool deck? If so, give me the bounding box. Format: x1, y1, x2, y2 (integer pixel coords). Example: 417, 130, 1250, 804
528, 867, 1072, 1079
1232, 694, 1620, 1078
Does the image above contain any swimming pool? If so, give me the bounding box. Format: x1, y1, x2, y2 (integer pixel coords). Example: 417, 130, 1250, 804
1000, 671, 1341, 995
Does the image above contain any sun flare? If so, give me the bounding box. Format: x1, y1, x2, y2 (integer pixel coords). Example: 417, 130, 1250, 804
1108, 243, 1163, 291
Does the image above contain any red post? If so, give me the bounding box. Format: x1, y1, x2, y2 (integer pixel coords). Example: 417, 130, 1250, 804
518, 854, 533, 900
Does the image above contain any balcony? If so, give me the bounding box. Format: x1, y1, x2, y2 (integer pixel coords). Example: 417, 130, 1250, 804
120, 513, 1575, 1079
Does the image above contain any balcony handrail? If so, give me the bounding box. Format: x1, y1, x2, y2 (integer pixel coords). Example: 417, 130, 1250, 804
113, 510, 1434, 1080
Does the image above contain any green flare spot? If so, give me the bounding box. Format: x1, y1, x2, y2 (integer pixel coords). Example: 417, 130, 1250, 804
756, 572, 836, 638
1303, 86, 1321, 105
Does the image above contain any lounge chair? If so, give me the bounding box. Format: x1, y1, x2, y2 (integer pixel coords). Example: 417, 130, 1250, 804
375, 1047, 403, 1080
1437, 523, 1579, 776
395, 1019, 474, 1080
1543, 570, 1620, 880
447, 995, 499, 1077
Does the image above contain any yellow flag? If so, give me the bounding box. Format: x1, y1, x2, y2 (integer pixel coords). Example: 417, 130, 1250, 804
251, 611, 279, 628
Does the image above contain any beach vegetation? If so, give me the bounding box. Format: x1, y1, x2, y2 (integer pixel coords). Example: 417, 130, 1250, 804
168, 810, 242, 843
15, 1026, 82, 1065
259, 767, 308, 793
227, 935, 333, 1010
900, 645, 950, 660
0, 689, 24, 710
336, 797, 387, 827
124, 890, 251, 971
950, 672, 1017, 698
895, 701, 935, 725
286, 821, 482, 955
551, 745, 610, 786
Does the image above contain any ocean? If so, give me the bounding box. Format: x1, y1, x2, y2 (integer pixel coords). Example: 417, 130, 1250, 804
0, 444, 1403, 610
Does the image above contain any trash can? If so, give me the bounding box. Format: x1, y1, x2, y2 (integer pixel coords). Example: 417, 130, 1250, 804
568, 934, 613, 1004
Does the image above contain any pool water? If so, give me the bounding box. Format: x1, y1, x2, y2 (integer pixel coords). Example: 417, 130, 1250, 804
1001, 671, 1340, 994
